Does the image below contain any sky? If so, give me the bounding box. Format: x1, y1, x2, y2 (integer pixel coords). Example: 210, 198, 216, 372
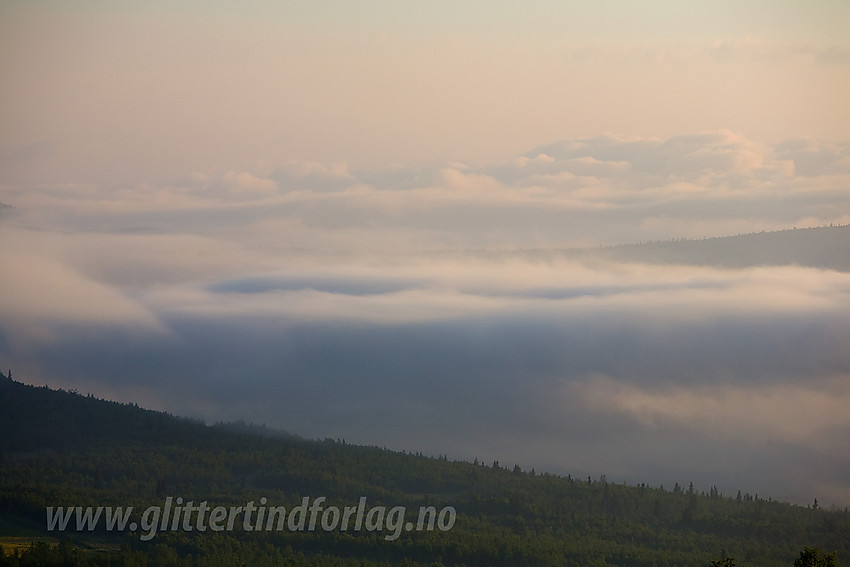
1, 1, 849, 507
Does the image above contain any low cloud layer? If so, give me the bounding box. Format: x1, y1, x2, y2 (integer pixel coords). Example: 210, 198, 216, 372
2, 132, 849, 507
3, 131, 849, 250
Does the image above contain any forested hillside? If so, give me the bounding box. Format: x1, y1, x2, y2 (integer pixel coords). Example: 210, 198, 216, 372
0, 373, 846, 566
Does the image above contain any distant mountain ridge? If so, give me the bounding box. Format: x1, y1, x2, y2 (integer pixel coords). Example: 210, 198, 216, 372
595, 225, 850, 271
473, 225, 850, 271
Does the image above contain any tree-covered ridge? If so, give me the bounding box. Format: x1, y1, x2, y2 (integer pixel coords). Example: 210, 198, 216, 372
0, 374, 846, 566
599, 224, 850, 270
491, 224, 850, 272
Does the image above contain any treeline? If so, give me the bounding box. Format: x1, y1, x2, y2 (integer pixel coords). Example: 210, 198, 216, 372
1, 375, 846, 566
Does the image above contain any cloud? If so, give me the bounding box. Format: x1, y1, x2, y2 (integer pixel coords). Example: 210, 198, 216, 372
774, 139, 850, 177
0, 228, 167, 347
569, 373, 850, 444
3, 132, 847, 250
218, 171, 278, 198
521, 131, 781, 181
271, 161, 354, 193
557, 372, 850, 502
1, 132, 849, 506
8, 261, 848, 504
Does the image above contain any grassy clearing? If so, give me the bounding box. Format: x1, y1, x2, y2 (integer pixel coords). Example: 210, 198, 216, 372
0, 536, 59, 557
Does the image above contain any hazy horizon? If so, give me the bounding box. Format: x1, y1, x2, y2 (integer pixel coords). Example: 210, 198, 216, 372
2, 1, 849, 508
